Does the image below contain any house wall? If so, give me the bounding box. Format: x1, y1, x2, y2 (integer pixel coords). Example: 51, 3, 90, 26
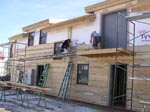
47, 28, 68, 43
10, 1, 150, 111
16, 38, 28, 49
71, 11, 101, 46
129, 17, 150, 46
86, 1, 150, 111
12, 42, 150, 111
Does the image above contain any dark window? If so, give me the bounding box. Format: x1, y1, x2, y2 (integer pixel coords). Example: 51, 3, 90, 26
39, 31, 47, 44
54, 42, 63, 54
77, 64, 89, 85
28, 32, 34, 46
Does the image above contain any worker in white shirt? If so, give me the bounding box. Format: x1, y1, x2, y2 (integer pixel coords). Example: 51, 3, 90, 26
90, 31, 103, 49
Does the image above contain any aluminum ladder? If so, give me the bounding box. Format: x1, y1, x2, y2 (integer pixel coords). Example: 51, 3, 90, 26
57, 62, 73, 101
37, 64, 50, 87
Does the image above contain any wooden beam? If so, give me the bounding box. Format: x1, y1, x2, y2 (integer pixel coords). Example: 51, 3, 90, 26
77, 48, 133, 58
42, 14, 96, 32
85, 0, 135, 13
0, 81, 51, 93
0, 108, 11, 112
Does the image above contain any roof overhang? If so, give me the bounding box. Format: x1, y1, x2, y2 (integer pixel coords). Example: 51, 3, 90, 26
126, 12, 150, 21
42, 14, 96, 32
0, 42, 11, 47
22, 19, 50, 32
131, 0, 150, 12
9, 33, 29, 40
85, 0, 134, 13
77, 48, 133, 58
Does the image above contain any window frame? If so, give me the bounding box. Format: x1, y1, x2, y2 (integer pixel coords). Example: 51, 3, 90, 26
28, 32, 34, 46
54, 42, 63, 55
77, 64, 89, 85
39, 31, 47, 44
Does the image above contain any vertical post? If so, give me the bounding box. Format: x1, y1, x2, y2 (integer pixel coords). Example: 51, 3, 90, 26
130, 22, 135, 112
24, 45, 27, 84
112, 12, 120, 106
12, 42, 16, 82
68, 27, 72, 39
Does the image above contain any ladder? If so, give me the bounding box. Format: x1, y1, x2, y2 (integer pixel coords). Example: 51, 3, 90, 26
37, 64, 50, 87
57, 62, 73, 101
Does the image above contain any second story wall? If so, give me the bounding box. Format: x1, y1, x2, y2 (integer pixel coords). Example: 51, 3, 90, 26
47, 28, 68, 43
16, 38, 28, 49
72, 19, 99, 46
129, 16, 150, 46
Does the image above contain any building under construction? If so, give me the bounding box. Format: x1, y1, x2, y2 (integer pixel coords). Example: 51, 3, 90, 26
0, 0, 150, 112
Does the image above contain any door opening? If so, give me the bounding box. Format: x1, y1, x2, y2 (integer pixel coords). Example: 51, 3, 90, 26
109, 64, 127, 107
36, 65, 44, 86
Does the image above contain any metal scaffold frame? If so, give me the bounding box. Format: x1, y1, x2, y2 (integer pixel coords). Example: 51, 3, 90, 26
114, 12, 150, 111
0, 41, 75, 83
0, 42, 27, 82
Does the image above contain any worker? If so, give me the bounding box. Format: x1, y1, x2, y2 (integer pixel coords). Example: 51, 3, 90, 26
90, 31, 103, 49
61, 39, 71, 53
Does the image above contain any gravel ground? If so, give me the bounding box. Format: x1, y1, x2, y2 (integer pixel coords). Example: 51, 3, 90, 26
0, 90, 125, 112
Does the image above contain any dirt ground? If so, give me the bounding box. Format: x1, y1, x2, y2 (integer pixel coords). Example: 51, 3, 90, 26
0, 90, 127, 112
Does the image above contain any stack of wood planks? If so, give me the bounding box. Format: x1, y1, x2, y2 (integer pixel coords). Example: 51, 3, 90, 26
0, 108, 11, 112
0, 81, 51, 93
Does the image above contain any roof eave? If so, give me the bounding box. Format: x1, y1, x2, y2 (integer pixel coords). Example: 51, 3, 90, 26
42, 14, 96, 32
85, 0, 135, 13
9, 33, 29, 41
22, 19, 49, 32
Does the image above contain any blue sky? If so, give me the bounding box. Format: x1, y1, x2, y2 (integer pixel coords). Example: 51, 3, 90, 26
0, 0, 104, 43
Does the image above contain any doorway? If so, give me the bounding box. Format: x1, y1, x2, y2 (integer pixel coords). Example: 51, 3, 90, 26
109, 64, 127, 107
102, 10, 127, 48
36, 65, 44, 86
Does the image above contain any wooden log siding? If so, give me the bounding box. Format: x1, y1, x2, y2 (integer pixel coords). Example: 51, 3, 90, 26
11, 42, 150, 110
6, 0, 150, 110
77, 48, 133, 58
14, 43, 54, 60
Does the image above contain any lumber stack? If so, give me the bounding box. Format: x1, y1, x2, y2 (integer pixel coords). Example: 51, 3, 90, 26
0, 108, 11, 112
0, 81, 51, 93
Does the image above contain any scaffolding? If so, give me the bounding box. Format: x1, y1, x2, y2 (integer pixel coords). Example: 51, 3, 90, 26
0, 42, 27, 82
0, 41, 75, 83
114, 12, 150, 111
0, 12, 149, 112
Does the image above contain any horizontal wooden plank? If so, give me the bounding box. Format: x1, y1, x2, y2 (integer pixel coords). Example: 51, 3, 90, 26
77, 48, 133, 58
0, 108, 11, 112
0, 81, 51, 93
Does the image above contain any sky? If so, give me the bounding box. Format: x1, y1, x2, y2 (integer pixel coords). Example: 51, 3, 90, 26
0, 0, 104, 44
